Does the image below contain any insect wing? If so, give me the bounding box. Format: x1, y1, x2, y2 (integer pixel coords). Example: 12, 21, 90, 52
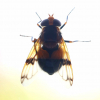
21, 38, 40, 84
59, 38, 73, 86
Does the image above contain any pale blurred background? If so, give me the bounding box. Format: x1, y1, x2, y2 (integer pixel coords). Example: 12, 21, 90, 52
0, 0, 100, 100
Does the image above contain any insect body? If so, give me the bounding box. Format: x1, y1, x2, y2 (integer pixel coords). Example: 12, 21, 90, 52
21, 9, 76, 86
38, 17, 72, 75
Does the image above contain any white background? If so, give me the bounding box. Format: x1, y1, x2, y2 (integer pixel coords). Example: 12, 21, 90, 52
0, 0, 100, 100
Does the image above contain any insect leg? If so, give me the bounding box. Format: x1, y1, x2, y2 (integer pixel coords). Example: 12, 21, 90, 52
31, 38, 37, 44
60, 7, 75, 30
37, 23, 42, 29
36, 12, 42, 29
20, 35, 32, 37
60, 22, 67, 29
20, 35, 37, 43
64, 40, 91, 43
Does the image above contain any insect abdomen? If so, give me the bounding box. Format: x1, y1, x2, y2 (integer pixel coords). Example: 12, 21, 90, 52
37, 45, 64, 75
38, 59, 63, 75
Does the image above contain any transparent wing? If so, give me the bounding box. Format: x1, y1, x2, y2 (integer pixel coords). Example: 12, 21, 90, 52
59, 38, 73, 86
21, 38, 41, 84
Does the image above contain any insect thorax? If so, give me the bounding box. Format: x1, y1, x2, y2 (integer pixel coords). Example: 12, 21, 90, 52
40, 25, 62, 48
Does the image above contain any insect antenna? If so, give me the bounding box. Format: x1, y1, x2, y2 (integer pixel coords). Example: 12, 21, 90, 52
60, 7, 75, 29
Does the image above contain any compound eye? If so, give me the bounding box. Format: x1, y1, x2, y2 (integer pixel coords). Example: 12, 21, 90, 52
41, 19, 61, 26
41, 19, 49, 26
53, 19, 61, 26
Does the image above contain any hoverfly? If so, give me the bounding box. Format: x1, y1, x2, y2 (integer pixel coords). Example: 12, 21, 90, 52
20, 8, 90, 86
